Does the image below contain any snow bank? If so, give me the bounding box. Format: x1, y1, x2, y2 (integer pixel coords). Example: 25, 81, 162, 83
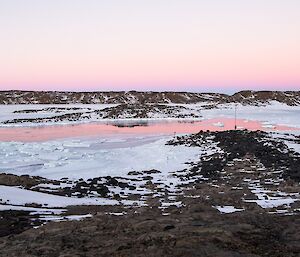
0, 185, 118, 207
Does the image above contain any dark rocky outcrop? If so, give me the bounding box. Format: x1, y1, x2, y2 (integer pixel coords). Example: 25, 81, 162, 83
168, 130, 300, 182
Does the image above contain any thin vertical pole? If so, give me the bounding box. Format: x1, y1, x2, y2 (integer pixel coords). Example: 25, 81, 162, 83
234, 103, 237, 130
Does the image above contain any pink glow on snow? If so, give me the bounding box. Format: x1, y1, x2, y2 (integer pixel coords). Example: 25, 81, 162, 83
0, 118, 298, 142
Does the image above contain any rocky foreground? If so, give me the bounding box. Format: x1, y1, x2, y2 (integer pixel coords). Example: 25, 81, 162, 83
0, 201, 299, 257
0, 130, 299, 257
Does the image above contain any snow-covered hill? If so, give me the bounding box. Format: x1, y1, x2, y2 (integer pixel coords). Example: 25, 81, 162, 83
1, 90, 299, 105
0, 90, 225, 104
230, 90, 300, 106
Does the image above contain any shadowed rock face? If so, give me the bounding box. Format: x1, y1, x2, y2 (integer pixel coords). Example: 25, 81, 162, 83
0, 210, 41, 237
0, 173, 63, 189
0, 206, 299, 257
0, 90, 299, 105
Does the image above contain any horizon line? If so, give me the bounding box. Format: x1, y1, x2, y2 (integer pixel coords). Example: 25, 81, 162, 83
0, 89, 299, 95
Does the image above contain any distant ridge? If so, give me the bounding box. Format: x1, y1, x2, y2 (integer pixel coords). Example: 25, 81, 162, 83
0, 90, 299, 105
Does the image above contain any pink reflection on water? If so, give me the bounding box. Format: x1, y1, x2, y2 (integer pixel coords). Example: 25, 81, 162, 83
0, 118, 298, 142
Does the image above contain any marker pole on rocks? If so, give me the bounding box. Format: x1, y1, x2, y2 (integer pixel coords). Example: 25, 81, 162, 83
234, 103, 237, 130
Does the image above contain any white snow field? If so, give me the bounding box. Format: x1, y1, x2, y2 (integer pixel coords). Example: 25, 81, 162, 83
0, 136, 201, 180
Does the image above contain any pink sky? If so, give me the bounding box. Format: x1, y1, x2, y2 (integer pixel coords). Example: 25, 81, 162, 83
0, 0, 300, 92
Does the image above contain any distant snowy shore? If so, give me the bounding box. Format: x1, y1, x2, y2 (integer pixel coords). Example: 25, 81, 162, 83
0, 101, 300, 128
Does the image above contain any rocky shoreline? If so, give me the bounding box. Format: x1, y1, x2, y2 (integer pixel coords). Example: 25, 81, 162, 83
3, 103, 202, 124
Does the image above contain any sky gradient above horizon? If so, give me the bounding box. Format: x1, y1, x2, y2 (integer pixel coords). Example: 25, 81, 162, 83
0, 0, 300, 93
